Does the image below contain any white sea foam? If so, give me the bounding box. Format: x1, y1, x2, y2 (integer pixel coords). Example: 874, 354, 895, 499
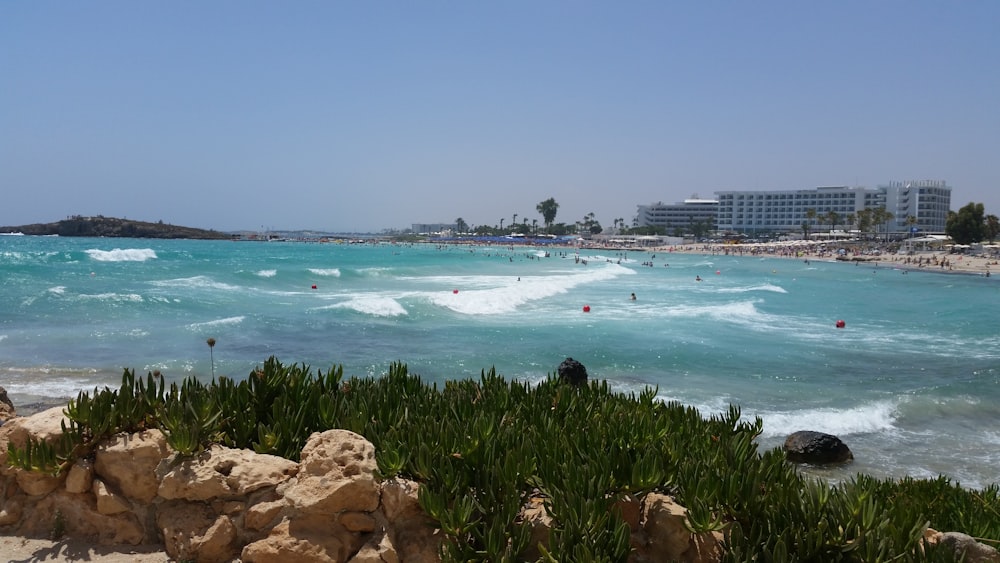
661, 300, 767, 325
716, 284, 787, 294
0, 367, 108, 400
79, 292, 144, 303
321, 297, 408, 317
426, 263, 634, 315
309, 268, 341, 277
150, 276, 241, 291
756, 400, 899, 438
48, 286, 66, 295
256, 269, 277, 278
86, 248, 157, 262
187, 316, 246, 329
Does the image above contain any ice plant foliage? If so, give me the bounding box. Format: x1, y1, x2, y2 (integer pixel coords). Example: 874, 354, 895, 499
7, 358, 999, 561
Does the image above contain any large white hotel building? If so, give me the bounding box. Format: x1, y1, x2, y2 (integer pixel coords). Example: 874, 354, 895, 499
637, 180, 951, 236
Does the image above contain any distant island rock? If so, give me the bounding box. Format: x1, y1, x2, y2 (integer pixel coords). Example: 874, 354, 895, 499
0, 216, 231, 239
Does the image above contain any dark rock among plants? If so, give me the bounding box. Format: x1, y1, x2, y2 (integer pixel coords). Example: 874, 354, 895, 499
783, 430, 854, 465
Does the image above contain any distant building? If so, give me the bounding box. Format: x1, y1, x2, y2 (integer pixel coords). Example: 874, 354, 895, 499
714, 181, 951, 235
411, 223, 457, 234
636, 197, 719, 233
879, 180, 951, 234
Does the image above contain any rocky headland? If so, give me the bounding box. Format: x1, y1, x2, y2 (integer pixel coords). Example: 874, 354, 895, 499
0, 216, 230, 239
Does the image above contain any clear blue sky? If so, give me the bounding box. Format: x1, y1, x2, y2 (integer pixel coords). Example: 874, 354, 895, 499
3, 2, 998, 233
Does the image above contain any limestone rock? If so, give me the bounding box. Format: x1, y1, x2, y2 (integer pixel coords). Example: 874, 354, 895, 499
927, 530, 1000, 563
93, 478, 131, 515
0, 386, 16, 422
784, 430, 853, 465
65, 457, 94, 494
157, 444, 297, 502
245, 497, 288, 531
14, 468, 62, 496
380, 478, 442, 563
283, 429, 379, 515
340, 511, 377, 533
641, 493, 695, 560
520, 499, 553, 562
349, 532, 398, 563
241, 513, 364, 563
0, 495, 23, 526
636, 492, 723, 563
94, 430, 169, 503
4, 406, 68, 446
21, 490, 145, 545
158, 501, 239, 563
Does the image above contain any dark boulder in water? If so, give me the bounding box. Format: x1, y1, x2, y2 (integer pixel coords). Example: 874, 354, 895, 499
783, 430, 853, 465
557, 357, 588, 386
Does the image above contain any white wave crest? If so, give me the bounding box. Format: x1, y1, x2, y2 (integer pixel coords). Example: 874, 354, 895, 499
757, 400, 899, 438
86, 248, 157, 262
187, 316, 246, 329
256, 269, 277, 278
48, 286, 66, 295
79, 292, 144, 303
309, 268, 341, 277
150, 276, 241, 291
716, 284, 788, 294
663, 300, 764, 324
427, 263, 634, 315
322, 297, 408, 317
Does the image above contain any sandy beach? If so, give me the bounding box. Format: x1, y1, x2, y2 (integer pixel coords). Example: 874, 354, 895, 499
653, 242, 997, 277
0, 535, 171, 562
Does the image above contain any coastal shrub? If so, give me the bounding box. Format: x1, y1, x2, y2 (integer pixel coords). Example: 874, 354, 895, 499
7, 357, 1000, 561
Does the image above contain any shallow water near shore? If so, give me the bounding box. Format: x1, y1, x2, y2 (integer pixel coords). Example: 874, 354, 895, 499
2, 236, 998, 488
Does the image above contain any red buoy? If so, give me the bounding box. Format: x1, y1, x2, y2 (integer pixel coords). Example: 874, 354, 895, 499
582, 305, 591, 313
453, 289, 459, 294
835, 319, 846, 329
311, 285, 317, 290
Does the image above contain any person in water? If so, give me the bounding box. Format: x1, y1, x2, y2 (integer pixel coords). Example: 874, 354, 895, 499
630, 292, 636, 300
695, 275, 702, 282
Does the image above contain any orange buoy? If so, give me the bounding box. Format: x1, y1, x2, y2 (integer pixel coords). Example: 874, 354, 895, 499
582, 305, 591, 313
453, 289, 459, 294
835, 319, 846, 329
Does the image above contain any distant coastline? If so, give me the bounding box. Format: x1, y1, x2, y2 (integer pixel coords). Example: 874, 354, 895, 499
0, 216, 230, 239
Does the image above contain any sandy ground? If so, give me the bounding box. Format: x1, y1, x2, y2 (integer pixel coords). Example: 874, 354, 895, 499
0, 536, 172, 562
659, 244, 997, 276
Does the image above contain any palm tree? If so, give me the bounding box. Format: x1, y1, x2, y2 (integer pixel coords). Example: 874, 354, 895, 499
870, 207, 894, 243
455, 218, 468, 234
856, 208, 873, 239
512, 213, 518, 227
803, 208, 817, 239
987, 214, 1000, 243
824, 211, 840, 239
536, 198, 559, 231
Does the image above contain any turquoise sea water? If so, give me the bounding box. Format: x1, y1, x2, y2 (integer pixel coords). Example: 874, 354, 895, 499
1, 235, 998, 488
